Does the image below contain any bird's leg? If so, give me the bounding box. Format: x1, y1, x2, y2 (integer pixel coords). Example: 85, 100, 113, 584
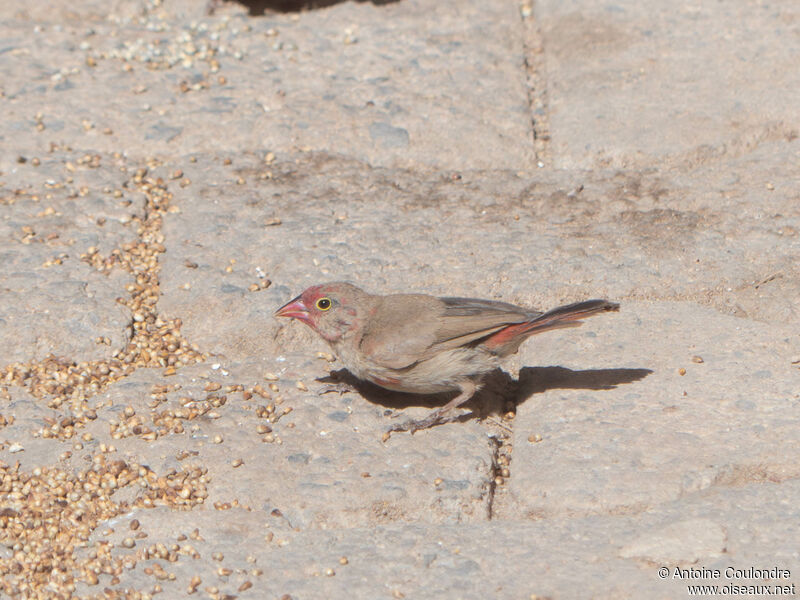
385, 380, 478, 437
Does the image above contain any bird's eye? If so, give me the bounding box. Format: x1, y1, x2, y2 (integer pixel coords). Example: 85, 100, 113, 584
316, 297, 332, 311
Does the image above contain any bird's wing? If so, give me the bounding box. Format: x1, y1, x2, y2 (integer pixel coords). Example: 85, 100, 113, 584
425, 297, 539, 356
359, 295, 537, 369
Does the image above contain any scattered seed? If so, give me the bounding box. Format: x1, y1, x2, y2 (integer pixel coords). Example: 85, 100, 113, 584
188, 575, 202, 593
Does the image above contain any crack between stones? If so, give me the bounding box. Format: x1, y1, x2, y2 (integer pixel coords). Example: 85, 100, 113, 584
482, 416, 515, 520
519, 2, 551, 168
486, 434, 501, 520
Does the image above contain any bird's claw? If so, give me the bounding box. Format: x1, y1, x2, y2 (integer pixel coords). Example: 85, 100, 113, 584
315, 382, 353, 396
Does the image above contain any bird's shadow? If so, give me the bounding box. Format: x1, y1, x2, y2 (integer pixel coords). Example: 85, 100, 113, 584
317, 366, 653, 422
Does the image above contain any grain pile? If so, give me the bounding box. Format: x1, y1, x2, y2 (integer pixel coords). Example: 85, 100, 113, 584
1, 166, 210, 598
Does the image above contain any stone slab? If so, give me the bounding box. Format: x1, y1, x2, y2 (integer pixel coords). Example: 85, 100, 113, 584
0, 150, 136, 363
534, 0, 800, 169
79, 479, 800, 598
510, 301, 800, 517
1, 0, 535, 170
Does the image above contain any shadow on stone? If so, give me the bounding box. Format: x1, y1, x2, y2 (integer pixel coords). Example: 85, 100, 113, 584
513, 366, 654, 402
221, 0, 400, 16
318, 366, 653, 420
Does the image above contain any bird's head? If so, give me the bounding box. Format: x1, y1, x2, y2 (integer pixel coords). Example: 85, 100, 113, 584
274, 282, 371, 342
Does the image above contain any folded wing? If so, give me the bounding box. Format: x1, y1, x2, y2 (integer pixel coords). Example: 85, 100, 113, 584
359, 295, 537, 369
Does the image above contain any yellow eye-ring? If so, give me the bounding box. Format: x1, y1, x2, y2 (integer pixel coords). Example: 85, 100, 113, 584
316, 297, 332, 311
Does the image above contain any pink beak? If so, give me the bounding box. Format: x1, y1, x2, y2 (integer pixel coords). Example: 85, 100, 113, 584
275, 295, 312, 325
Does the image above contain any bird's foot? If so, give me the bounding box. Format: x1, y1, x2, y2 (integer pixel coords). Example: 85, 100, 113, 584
315, 381, 354, 396
483, 415, 513, 434
314, 371, 355, 396
382, 409, 464, 441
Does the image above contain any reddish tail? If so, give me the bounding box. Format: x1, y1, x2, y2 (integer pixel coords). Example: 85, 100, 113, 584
484, 299, 619, 355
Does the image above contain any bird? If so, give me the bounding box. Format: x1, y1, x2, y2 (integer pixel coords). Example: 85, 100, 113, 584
275, 282, 619, 435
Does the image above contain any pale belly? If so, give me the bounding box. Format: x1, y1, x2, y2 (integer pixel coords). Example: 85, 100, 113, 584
330, 341, 498, 395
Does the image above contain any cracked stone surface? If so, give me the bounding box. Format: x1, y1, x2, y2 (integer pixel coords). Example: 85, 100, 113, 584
1, 0, 798, 597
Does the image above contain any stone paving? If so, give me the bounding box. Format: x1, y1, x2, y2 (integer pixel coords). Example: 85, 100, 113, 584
1, 0, 798, 598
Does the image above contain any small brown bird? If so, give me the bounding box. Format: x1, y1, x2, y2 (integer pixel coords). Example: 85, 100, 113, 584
275, 282, 619, 434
